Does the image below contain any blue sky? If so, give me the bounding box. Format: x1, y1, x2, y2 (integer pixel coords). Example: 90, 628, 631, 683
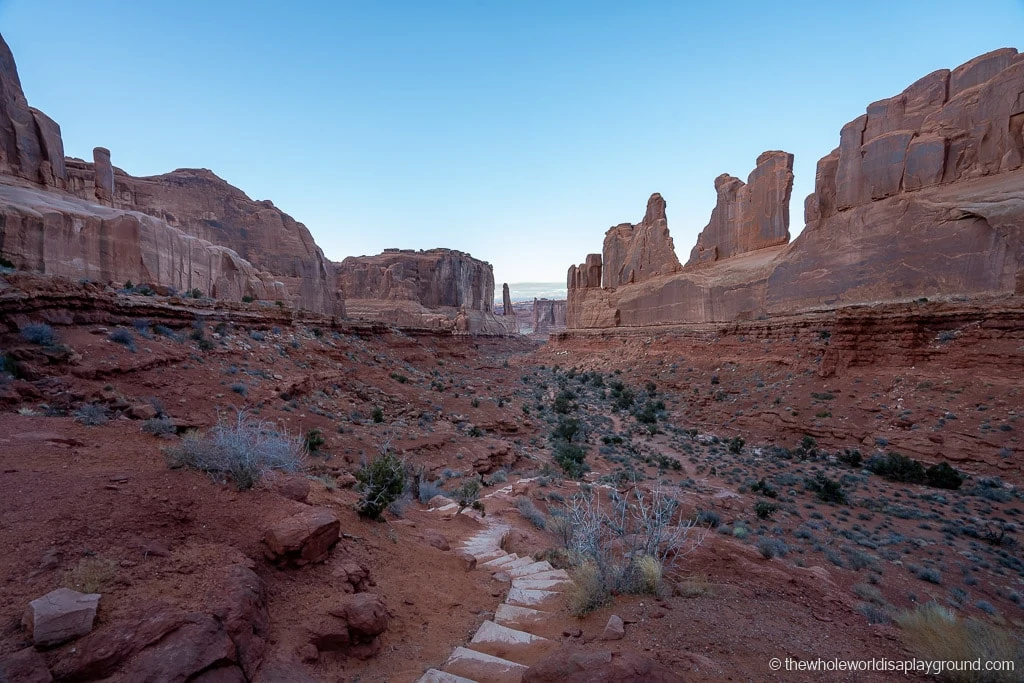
2, 1, 1022, 288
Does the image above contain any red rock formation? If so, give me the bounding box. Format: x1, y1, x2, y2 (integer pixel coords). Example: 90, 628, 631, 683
0, 33, 343, 315
567, 48, 1024, 329
502, 283, 513, 316
532, 298, 566, 334
601, 193, 681, 288
336, 249, 515, 333
687, 151, 794, 265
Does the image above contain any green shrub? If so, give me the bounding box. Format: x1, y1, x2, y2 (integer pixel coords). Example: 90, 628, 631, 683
806, 473, 848, 503
516, 497, 547, 529
554, 441, 588, 478
757, 537, 788, 559
728, 436, 745, 454
452, 477, 483, 515
418, 479, 444, 503
866, 452, 926, 484
371, 407, 384, 423
304, 428, 325, 454
142, 416, 176, 436
355, 451, 406, 520
754, 499, 779, 520
925, 462, 964, 490
21, 323, 57, 346
74, 403, 109, 426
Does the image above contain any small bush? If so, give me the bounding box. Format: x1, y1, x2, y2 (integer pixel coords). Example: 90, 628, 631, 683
806, 474, 848, 503
418, 479, 444, 504
695, 509, 721, 528
74, 403, 109, 426
230, 382, 248, 396
355, 451, 405, 520
757, 537, 789, 559
728, 436, 745, 454
242, 295, 255, 303
452, 477, 483, 515
568, 561, 611, 616
304, 428, 325, 454
925, 462, 965, 490
108, 328, 136, 351
164, 411, 305, 490
516, 497, 547, 529
371, 407, 384, 423
21, 323, 57, 346
754, 499, 780, 520
66, 556, 117, 593
553, 441, 588, 478
867, 452, 926, 484
857, 602, 895, 625
142, 416, 176, 436
896, 603, 1023, 682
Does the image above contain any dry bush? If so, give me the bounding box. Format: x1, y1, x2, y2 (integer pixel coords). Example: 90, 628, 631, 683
568, 560, 611, 616
66, 556, 117, 593
896, 603, 1023, 682
675, 572, 714, 598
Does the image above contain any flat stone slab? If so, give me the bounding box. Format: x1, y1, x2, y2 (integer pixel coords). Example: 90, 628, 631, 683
444, 647, 527, 683
417, 669, 477, 683
505, 560, 553, 577
506, 587, 561, 607
493, 556, 533, 572
23, 587, 100, 647
469, 621, 556, 665
482, 554, 519, 568
523, 569, 570, 581
511, 578, 570, 591
469, 549, 507, 563
471, 620, 549, 647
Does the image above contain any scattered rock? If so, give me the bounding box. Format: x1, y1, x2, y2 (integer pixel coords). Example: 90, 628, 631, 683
126, 403, 158, 420
423, 531, 450, 551
23, 588, 100, 647
455, 551, 477, 572
270, 474, 310, 503
600, 614, 625, 641
264, 507, 340, 566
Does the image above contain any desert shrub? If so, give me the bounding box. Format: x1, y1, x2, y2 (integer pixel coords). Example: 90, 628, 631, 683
66, 556, 117, 593
896, 603, 1023, 682
695, 509, 721, 528
806, 473, 848, 503
154, 324, 179, 340
912, 565, 943, 584
552, 389, 576, 414
728, 436, 745, 454
867, 452, 926, 484
21, 323, 57, 346
1, 353, 22, 379
925, 462, 965, 490
164, 411, 305, 490
131, 318, 153, 338
108, 328, 136, 351
857, 602, 895, 625
451, 477, 484, 515
304, 428, 325, 454
562, 485, 706, 613
757, 537, 789, 559
417, 478, 444, 504
230, 382, 247, 396
371, 407, 384, 423
242, 295, 254, 303
142, 416, 176, 436
675, 573, 714, 598
355, 451, 405, 520
0, 255, 14, 269
485, 469, 508, 486
751, 478, 778, 498
634, 401, 660, 425
838, 449, 863, 468
516, 497, 547, 529
754, 499, 780, 520
551, 417, 581, 443
74, 403, 109, 426
553, 441, 588, 478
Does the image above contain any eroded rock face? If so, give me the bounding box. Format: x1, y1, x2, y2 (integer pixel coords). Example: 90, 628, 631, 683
502, 283, 513, 315
336, 249, 516, 333
602, 193, 681, 288
532, 298, 566, 334
567, 48, 1024, 329
687, 151, 794, 266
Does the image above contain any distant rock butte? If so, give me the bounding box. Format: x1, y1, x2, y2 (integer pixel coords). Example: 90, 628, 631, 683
335, 249, 516, 334
568, 48, 1024, 328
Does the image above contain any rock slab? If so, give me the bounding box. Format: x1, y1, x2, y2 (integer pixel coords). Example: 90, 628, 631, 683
22, 588, 100, 647
264, 507, 340, 565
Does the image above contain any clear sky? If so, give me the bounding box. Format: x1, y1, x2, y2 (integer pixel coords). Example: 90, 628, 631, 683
2, 1, 1022, 288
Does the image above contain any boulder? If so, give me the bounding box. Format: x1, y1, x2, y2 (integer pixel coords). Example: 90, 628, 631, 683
523, 648, 684, 683
264, 507, 340, 566
600, 614, 625, 640
22, 588, 100, 647
331, 593, 389, 638
310, 593, 389, 660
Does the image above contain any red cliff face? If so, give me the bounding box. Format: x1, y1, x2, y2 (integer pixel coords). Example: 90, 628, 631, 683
601, 193, 682, 289
335, 249, 515, 334
0, 33, 342, 315
567, 48, 1024, 329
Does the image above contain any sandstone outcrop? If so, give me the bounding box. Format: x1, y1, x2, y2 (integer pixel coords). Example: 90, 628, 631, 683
263, 507, 340, 566
532, 298, 566, 334
502, 283, 513, 315
687, 151, 793, 265
336, 249, 515, 334
567, 48, 1024, 329
0, 33, 343, 316
601, 193, 681, 288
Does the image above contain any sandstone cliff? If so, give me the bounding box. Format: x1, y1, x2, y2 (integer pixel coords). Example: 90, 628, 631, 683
533, 298, 567, 334
0, 32, 344, 316
336, 249, 515, 334
601, 193, 681, 288
567, 48, 1024, 329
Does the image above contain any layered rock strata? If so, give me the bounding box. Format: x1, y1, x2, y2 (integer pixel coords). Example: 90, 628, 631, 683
567, 48, 1024, 329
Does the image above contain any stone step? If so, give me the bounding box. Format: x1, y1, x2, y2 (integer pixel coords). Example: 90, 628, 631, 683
511, 577, 570, 591
482, 553, 519, 568
444, 647, 527, 683
469, 549, 507, 563
417, 669, 477, 683
524, 569, 570, 581
468, 620, 557, 666
506, 587, 562, 608
493, 556, 534, 572
494, 604, 550, 631
505, 560, 553, 578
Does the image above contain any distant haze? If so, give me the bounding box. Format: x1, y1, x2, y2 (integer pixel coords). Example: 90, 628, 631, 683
498, 283, 567, 305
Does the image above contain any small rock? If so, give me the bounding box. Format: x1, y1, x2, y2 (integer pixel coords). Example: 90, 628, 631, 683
493, 571, 511, 583
455, 551, 476, 572
264, 507, 340, 566
331, 593, 388, 638
271, 475, 310, 503
423, 531, 449, 551
562, 628, 583, 638
126, 403, 158, 420
23, 588, 101, 647
600, 614, 624, 641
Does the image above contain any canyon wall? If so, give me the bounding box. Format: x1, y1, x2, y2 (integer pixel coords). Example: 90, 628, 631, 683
567, 48, 1024, 329
0, 33, 344, 315
335, 249, 515, 334
533, 298, 567, 334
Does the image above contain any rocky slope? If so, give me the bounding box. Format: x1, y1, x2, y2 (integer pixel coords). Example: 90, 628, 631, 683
567, 48, 1024, 329
336, 248, 516, 334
